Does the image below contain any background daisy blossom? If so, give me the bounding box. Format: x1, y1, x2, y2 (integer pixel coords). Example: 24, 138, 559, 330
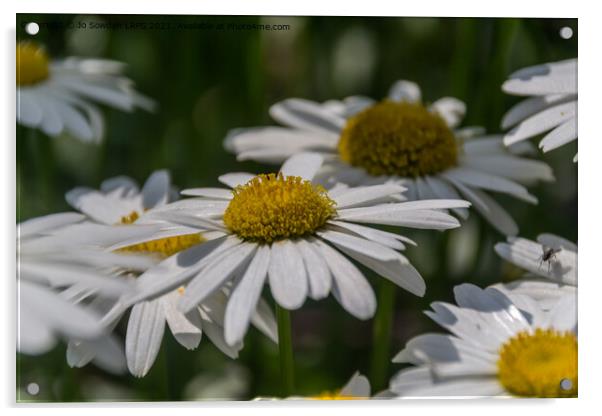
63, 170, 277, 377
256, 371, 371, 400
17, 212, 155, 359
16, 41, 155, 143
388, 283, 577, 398
109, 153, 471, 347
502, 59, 578, 162
224, 80, 554, 235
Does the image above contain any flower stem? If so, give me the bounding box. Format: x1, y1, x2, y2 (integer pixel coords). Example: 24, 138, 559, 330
275, 304, 295, 397
369, 278, 396, 392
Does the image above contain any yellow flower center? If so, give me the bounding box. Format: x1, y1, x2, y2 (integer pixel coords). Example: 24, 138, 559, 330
116, 210, 205, 258
16, 42, 50, 86
310, 389, 362, 400
223, 173, 336, 243
120, 211, 140, 224
337, 100, 458, 177
497, 329, 577, 398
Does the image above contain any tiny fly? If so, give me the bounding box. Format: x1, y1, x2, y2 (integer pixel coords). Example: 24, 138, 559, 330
539, 246, 562, 273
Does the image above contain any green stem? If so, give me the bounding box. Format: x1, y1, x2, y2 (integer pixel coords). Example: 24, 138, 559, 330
369, 278, 396, 392
275, 304, 295, 397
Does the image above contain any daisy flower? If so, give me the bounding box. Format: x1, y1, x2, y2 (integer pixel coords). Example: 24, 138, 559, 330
257, 372, 371, 400
65, 170, 277, 377
389, 283, 577, 398
494, 233, 577, 309
117, 153, 471, 347
16, 41, 155, 143
502, 59, 577, 162
17, 212, 153, 357
225, 80, 553, 235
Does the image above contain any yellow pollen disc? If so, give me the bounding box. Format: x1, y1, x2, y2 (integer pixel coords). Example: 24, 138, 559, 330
497, 328, 577, 398
116, 233, 205, 258
17, 42, 50, 86
310, 390, 362, 400
338, 100, 458, 177
120, 211, 141, 224
116, 210, 205, 258
222, 173, 336, 243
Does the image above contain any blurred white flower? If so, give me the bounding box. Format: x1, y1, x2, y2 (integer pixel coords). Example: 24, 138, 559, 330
65, 170, 277, 377
257, 371, 371, 400
17, 212, 151, 360
115, 153, 470, 347
389, 284, 576, 398
224, 80, 553, 235
16, 41, 155, 143
502, 59, 577, 162
494, 233, 577, 309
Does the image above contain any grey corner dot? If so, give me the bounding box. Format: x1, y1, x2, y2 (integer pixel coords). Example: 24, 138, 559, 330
559, 26, 573, 40
26, 382, 40, 396
25, 22, 40, 36
560, 378, 573, 390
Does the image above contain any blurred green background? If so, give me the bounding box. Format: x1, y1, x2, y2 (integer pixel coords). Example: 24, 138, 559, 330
16, 15, 577, 402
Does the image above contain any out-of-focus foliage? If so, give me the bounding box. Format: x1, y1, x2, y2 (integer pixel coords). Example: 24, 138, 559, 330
16, 14, 577, 402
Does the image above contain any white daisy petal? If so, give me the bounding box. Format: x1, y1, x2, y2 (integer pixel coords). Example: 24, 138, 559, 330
537, 234, 577, 253
340, 372, 371, 397
18, 212, 85, 237
335, 243, 426, 297
494, 238, 577, 285
503, 101, 576, 146
17, 89, 44, 127
225, 245, 271, 345
162, 292, 203, 350
394, 373, 504, 397
327, 220, 408, 250
501, 94, 575, 129
423, 176, 469, 219
237, 148, 303, 164
268, 240, 308, 310
199, 315, 241, 359
100, 175, 140, 196
317, 229, 399, 262
338, 203, 464, 230
425, 302, 505, 351
141, 170, 170, 209
20, 281, 105, 341
393, 333, 496, 366
332, 184, 406, 208
445, 178, 518, 236
270, 98, 346, 134
218, 172, 255, 188
67, 335, 127, 375
454, 284, 531, 335
429, 97, 466, 128
316, 240, 376, 319
180, 188, 233, 199
502, 59, 577, 95
18, 303, 57, 355
52, 98, 95, 141
279, 152, 324, 181
250, 298, 278, 343
125, 299, 166, 378
544, 294, 577, 332
179, 242, 257, 313
443, 167, 537, 204
539, 118, 577, 153
295, 238, 332, 300
129, 236, 239, 305
461, 154, 554, 182
224, 126, 337, 154
388, 80, 421, 103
